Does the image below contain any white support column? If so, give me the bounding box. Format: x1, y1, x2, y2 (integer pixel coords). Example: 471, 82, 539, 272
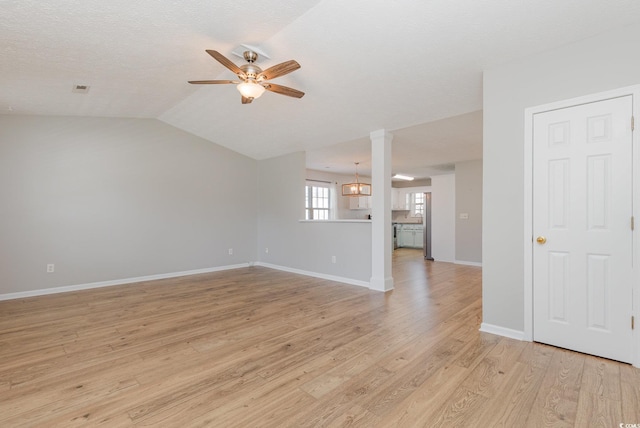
370, 129, 394, 292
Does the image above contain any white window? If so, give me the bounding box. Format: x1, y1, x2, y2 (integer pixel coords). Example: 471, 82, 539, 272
305, 181, 332, 220
406, 192, 424, 217
410, 192, 424, 217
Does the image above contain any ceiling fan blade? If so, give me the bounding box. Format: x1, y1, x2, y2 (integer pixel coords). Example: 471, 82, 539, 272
263, 83, 305, 98
241, 96, 253, 104
206, 50, 246, 79
258, 60, 300, 80
188, 80, 238, 84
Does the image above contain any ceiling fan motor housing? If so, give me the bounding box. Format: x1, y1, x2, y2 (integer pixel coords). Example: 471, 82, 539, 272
243, 51, 258, 63
240, 63, 262, 81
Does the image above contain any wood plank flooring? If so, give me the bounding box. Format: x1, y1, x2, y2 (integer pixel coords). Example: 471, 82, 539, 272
0, 248, 638, 427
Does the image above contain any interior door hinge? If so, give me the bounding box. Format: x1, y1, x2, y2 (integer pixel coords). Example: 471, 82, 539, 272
632, 216, 635, 231
633, 316, 635, 330
633, 116, 635, 131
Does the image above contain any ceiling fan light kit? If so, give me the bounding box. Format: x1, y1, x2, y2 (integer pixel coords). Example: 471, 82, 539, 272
237, 81, 265, 99
188, 49, 304, 104
342, 162, 372, 197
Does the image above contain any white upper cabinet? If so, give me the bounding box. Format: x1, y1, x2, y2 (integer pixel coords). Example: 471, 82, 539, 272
392, 188, 409, 210
349, 196, 371, 210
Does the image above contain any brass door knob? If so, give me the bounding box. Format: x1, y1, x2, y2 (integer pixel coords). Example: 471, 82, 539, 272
536, 236, 547, 244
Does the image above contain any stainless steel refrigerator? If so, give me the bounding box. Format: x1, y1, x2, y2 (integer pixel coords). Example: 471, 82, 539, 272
423, 192, 434, 261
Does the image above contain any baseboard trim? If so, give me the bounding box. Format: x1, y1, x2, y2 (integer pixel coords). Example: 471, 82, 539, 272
0, 263, 251, 301
455, 260, 482, 267
254, 262, 370, 289
479, 323, 526, 341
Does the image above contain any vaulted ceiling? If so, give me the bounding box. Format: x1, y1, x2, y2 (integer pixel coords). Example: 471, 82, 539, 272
3, 1, 640, 177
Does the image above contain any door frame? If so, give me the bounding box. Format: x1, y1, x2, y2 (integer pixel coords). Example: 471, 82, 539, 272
523, 84, 640, 367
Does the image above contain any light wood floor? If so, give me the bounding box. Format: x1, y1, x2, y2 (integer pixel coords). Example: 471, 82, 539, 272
1, 249, 638, 427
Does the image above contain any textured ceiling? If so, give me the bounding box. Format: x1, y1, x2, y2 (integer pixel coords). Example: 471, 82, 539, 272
0, 0, 321, 118
3, 0, 640, 175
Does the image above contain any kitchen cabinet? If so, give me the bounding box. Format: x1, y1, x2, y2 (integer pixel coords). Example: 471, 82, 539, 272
392, 189, 409, 210
349, 196, 371, 210
398, 224, 423, 248
414, 228, 424, 248
398, 228, 410, 247
392, 189, 399, 209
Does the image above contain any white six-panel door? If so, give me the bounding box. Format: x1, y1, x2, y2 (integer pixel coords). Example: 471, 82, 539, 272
532, 95, 634, 363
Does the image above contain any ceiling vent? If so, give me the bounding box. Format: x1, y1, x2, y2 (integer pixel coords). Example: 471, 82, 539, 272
72, 84, 90, 94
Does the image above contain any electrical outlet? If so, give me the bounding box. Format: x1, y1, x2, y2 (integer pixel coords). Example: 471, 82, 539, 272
46, 264, 55, 273
265, 247, 269, 253
228, 248, 233, 255
331, 255, 337, 264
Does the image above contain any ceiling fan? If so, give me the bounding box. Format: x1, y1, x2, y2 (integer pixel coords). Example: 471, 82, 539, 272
189, 50, 304, 104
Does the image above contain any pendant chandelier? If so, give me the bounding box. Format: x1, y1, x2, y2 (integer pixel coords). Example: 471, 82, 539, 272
342, 162, 372, 197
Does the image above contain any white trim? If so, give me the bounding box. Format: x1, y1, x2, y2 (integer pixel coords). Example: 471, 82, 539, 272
0, 264, 250, 301
523, 103, 534, 342
480, 323, 525, 341
369, 276, 394, 292
524, 84, 640, 367
634, 88, 640, 369
305, 179, 332, 189
454, 260, 482, 267
254, 262, 371, 289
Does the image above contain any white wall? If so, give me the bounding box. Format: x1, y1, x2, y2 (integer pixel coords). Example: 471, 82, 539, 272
0, 117, 374, 296
455, 160, 482, 264
258, 153, 372, 284
430, 174, 456, 262
0, 115, 258, 295
483, 23, 640, 332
